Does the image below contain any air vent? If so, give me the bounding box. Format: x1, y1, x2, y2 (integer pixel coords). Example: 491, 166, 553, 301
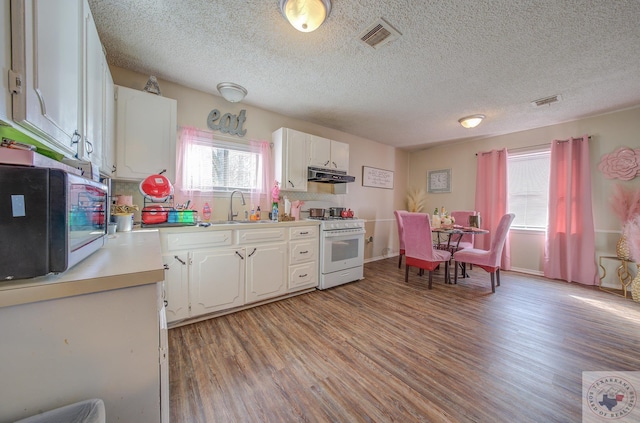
531, 94, 562, 107
358, 18, 401, 49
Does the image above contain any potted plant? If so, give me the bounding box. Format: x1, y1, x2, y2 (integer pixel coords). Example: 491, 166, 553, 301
623, 215, 640, 302
609, 184, 640, 259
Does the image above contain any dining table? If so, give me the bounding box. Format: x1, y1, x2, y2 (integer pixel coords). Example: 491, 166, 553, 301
432, 225, 489, 280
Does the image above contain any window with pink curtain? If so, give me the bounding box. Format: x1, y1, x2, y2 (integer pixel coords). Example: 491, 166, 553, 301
544, 135, 597, 285
474, 148, 511, 269
175, 126, 272, 209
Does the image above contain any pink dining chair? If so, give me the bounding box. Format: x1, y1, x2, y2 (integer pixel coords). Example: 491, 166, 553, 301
394, 210, 409, 268
453, 213, 515, 293
403, 212, 452, 288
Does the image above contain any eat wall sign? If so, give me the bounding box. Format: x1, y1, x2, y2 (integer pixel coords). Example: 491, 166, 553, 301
207, 109, 247, 137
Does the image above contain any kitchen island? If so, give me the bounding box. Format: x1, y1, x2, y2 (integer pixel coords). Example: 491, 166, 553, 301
0, 230, 166, 423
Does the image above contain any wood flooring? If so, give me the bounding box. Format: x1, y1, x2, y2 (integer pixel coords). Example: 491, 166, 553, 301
169, 258, 640, 422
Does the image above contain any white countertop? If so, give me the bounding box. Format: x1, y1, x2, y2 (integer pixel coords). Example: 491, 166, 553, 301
155, 219, 320, 234
0, 230, 165, 308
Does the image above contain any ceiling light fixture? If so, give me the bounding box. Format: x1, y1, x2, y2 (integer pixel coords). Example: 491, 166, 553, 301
217, 82, 247, 103
279, 0, 332, 33
458, 114, 485, 129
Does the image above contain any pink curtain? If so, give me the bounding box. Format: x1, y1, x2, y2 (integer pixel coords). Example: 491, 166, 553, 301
474, 148, 511, 269
249, 140, 273, 210
544, 135, 597, 285
175, 126, 198, 199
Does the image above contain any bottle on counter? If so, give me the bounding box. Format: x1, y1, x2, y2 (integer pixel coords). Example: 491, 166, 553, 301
250, 205, 256, 221
202, 202, 211, 222
256, 206, 261, 220
432, 209, 441, 229
272, 202, 279, 222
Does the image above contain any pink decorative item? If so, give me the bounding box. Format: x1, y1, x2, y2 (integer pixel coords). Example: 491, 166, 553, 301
609, 184, 640, 225
625, 215, 640, 263
271, 180, 280, 202
290, 200, 303, 220
116, 195, 133, 206
598, 146, 640, 180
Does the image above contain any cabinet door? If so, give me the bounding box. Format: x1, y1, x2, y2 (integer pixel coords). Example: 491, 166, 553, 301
101, 63, 116, 175
82, 2, 103, 166
11, 0, 82, 157
284, 129, 309, 191
115, 85, 177, 181
162, 253, 189, 323
330, 140, 349, 171
190, 249, 244, 316
308, 134, 331, 168
245, 243, 287, 304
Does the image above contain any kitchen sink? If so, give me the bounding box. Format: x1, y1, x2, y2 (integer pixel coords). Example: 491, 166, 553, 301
207, 220, 277, 225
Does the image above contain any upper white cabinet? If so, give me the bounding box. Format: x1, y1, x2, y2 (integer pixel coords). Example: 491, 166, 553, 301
101, 64, 116, 175
82, 1, 103, 166
308, 135, 350, 171
273, 127, 308, 191
10, 0, 83, 157
115, 85, 177, 181
10, 0, 114, 171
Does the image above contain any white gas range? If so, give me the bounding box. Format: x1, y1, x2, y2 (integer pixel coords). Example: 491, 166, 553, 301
307, 217, 366, 289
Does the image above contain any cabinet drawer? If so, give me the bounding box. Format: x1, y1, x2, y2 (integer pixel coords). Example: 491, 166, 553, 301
288, 262, 318, 290
166, 230, 232, 251
289, 225, 318, 240
237, 228, 286, 244
289, 239, 318, 264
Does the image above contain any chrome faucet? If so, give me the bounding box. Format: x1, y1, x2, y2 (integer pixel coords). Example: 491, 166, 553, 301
228, 190, 246, 221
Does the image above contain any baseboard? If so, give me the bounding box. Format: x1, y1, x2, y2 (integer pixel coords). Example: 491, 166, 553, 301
509, 266, 544, 276
365, 253, 398, 264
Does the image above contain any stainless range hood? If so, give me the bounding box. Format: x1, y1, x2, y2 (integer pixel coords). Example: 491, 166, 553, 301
308, 167, 356, 184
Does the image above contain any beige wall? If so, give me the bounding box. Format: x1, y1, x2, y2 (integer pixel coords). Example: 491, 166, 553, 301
110, 66, 409, 262
408, 106, 640, 279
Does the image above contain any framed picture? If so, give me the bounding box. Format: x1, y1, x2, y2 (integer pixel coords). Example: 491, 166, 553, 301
362, 166, 394, 189
427, 168, 451, 193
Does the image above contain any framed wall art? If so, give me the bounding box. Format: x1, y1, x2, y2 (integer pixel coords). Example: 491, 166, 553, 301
362, 166, 394, 189
427, 168, 451, 193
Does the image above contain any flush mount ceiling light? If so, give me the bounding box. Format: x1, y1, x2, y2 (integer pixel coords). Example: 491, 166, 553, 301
458, 114, 485, 129
279, 0, 332, 33
217, 82, 247, 103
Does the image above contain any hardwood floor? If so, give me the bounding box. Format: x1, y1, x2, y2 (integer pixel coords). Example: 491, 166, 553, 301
169, 258, 640, 422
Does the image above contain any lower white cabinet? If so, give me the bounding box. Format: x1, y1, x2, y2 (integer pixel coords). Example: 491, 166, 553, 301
162, 253, 189, 322
245, 243, 287, 304
161, 224, 318, 324
190, 248, 245, 315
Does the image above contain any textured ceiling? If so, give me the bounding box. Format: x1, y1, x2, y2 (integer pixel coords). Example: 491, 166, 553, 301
88, 0, 640, 149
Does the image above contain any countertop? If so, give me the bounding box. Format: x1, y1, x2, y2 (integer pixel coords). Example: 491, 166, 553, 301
0, 230, 165, 308
155, 219, 320, 234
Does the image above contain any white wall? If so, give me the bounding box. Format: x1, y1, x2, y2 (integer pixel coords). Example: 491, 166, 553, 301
407, 106, 640, 282
110, 66, 409, 262
1, 0, 11, 123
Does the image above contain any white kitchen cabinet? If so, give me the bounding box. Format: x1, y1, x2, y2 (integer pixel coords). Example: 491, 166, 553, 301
273, 127, 308, 191
82, 0, 103, 166
10, 0, 83, 157
308, 134, 350, 171
244, 243, 287, 304
162, 253, 189, 322
330, 140, 350, 171
288, 226, 319, 291
102, 62, 116, 175
190, 248, 245, 315
115, 85, 177, 181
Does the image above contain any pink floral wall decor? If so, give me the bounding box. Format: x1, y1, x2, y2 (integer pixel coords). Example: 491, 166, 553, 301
598, 146, 640, 180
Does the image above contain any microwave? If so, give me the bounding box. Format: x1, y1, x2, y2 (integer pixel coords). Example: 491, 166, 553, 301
0, 165, 108, 280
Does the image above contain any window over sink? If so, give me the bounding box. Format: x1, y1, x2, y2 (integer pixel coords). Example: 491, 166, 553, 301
176, 127, 265, 195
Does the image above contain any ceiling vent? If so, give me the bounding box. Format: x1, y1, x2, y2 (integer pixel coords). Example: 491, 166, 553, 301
531, 94, 562, 107
358, 18, 401, 49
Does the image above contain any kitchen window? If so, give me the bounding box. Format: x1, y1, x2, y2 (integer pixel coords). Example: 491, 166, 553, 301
507, 148, 550, 230
177, 128, 264, 195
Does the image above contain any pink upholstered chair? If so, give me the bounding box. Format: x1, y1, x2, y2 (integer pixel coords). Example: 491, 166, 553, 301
394, 210, 408, 268
453, 213, 515, 293
403, 212, 452, 288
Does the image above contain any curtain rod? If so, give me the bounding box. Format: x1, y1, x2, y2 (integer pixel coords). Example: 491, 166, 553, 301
475, 135, 591, 156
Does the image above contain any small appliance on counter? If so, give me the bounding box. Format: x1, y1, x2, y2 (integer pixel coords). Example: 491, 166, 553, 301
0, 165, 108, 280
138, 171, 197, 227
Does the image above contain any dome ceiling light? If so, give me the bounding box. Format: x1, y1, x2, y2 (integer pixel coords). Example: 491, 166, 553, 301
458, 114, 485, 129
279, 0, 332, 33
217, 82, 247, 103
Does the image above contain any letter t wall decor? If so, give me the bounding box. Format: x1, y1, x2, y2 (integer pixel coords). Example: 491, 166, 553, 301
207, 109, 247, 137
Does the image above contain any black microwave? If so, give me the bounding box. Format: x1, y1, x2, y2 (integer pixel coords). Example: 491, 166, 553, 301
0, 165, 108, 280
